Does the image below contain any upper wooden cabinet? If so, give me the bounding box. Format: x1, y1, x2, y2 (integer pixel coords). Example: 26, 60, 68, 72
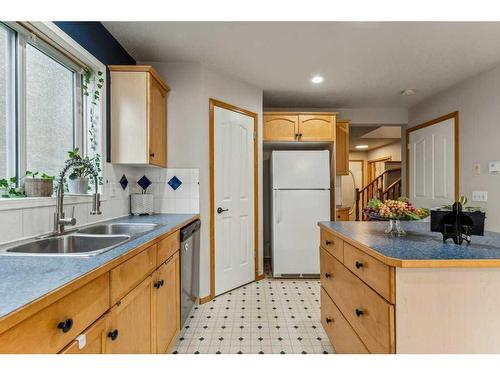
335, 120, 350, 175
263, 114, 298, 141
263, 112, 337, 142
109, 65, 170, 167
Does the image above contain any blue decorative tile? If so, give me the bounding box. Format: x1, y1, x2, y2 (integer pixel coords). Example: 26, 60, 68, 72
168, 176, 182, 190
137, 175, 152, 192
119, 175, 128, 190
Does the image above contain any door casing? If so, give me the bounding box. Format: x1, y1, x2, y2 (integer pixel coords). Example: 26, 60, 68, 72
405, 111, 460, 201
209, 98, 260, 302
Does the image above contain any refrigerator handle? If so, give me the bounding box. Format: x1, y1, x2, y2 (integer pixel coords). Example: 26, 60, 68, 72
275, 190, 281, 224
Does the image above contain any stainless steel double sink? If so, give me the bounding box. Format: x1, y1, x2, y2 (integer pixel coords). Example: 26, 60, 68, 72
0, 223, 158, 256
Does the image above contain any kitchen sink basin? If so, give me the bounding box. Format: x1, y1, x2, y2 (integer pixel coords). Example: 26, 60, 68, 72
3, 234, 130, 256
77, 223, 158, 236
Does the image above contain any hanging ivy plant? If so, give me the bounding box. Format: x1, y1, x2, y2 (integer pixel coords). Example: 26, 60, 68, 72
83, 69, 105, 189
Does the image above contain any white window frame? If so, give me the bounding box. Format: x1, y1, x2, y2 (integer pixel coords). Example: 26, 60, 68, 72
0, 22, 107, 210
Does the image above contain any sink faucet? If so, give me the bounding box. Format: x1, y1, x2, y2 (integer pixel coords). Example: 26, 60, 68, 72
53, 158, 102, 234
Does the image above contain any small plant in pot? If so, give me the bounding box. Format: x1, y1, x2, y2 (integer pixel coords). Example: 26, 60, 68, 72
67, 148, 94, 194
0, 176, 25, 198
24, 171, 55, 197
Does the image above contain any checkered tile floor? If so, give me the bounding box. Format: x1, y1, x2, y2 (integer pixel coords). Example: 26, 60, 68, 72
172, 278, 334, 354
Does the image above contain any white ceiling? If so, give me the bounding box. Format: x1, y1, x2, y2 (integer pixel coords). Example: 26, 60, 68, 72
103, 22, 500, 108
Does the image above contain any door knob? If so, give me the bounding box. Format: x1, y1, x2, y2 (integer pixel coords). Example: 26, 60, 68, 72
217, 207, 229, 214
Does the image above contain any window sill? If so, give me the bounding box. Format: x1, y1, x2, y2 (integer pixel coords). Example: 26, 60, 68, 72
0, 194, 108, 211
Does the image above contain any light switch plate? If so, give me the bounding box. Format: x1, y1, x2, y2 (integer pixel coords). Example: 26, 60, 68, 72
472, 191, 488, 202
489, 161, 500, 175
473, 162, 481, 175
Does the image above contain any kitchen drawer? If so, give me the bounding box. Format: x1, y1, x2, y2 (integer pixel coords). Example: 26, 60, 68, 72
157, 230, 180, 266
321, 287, 369, 354
343, 242, 395, 303
320, 229, 344, 262
110, 244, 157, 304
0, 273, 110, 354
60, 314, 108, 354
320, 248, 395, 353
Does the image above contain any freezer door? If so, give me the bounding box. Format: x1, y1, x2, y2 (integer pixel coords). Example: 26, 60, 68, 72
272, 189, 330, 275
271, 150, 330, 189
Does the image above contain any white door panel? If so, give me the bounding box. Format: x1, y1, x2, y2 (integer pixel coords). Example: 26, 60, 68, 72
271, 150, 330, 189
409, 118, 455, 209
214, 106, 255, 296
272, 189, 330, 275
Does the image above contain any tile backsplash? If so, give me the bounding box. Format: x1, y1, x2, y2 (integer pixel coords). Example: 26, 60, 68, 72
143, 168, 199, 215
0, 166, 199, 245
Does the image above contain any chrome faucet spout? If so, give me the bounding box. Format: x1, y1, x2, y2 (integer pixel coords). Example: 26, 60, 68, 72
54, 158, 102, 234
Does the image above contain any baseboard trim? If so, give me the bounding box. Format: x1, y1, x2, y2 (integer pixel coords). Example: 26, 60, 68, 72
199, 295, 213, 304
255, 273, 265, 281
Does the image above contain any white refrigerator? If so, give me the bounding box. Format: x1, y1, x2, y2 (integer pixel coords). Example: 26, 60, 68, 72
270, 150, 331, 276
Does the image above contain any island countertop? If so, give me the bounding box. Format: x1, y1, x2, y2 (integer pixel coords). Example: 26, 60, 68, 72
0, 213, 198, 328
319, 221, 500, 268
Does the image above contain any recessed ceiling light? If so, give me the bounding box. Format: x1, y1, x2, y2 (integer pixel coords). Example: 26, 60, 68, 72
400, 88, 416, 96
311, 75, 324, 84
355, 145, 369, 149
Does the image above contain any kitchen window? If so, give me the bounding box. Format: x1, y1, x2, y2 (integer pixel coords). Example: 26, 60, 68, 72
0, 22, 99, 189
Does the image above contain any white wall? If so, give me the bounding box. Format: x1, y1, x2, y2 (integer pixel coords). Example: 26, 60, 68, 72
405, 63, 500, 231
367, 142, 402, 161
142, 61, 263, 298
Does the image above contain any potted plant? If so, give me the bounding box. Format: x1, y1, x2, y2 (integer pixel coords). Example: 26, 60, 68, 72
0, 176, 25, 198
67, 148, 94, 194
24, 171, 55, 197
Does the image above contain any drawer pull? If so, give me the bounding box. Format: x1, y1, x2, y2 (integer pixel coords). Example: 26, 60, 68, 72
107, 329, 119, 341
325, 272, 332, 278
154, 280, 165, 289
57, 318, 74, 333
355, 261, 364, 269
325, 240, 332, 246
355, 308, 365, 317
325, 317, 333, 324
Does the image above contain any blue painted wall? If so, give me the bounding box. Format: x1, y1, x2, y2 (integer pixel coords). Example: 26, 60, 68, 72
54, 22, 136, 161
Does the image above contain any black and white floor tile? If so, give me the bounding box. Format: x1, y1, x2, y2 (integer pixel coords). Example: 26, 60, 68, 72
172, 278, 334, 354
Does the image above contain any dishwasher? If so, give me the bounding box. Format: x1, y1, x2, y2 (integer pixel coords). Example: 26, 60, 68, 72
180, 219, 201, 327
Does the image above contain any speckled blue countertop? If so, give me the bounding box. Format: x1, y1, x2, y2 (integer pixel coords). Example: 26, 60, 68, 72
319, 221, 500, 266
0, 214, 198, 320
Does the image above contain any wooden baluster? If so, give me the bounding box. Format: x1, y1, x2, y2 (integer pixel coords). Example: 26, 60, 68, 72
355, 188, 360, 221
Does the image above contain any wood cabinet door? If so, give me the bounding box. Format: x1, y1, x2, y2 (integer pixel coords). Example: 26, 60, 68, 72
106, 277, 153, 354
148, 74, 167, 167
154, 252, 180, 354
336, 120, 350, 175
263, 114, 298, 141
298, 114, 335, 142
60, 314, 108, 354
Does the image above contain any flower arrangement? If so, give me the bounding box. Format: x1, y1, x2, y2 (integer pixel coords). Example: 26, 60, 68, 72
364, 197, 430, 221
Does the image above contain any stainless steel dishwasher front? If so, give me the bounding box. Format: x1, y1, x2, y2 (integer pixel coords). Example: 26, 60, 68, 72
180, 219, 201, 327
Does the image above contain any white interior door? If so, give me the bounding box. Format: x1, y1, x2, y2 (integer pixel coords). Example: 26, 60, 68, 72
409, 118, 455, 209
214, 106, 255, 296
341, 161, 363, 220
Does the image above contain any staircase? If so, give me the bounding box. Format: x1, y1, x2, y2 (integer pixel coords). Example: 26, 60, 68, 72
355, 168, 401, 221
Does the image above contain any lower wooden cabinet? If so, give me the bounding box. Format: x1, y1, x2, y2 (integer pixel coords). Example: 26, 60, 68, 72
61, 314, 108, 354
0, 227, 186, 354
154, 252, 180, 354
106, 277, 153, 354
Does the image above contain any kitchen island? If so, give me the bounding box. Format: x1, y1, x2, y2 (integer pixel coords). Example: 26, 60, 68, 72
318, 221, 500, 354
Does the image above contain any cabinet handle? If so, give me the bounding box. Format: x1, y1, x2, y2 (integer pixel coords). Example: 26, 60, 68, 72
107, 329, 119, 341
324, 272, 332, 278
355, 308, 365, 317
57, 318, 73, 333
154, 280, 165, 289
150, 152, 155, 158
299, 133, 303, 139
325, 317, 333, 324
355, 261, 364, 269
325, 240, 332, 246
